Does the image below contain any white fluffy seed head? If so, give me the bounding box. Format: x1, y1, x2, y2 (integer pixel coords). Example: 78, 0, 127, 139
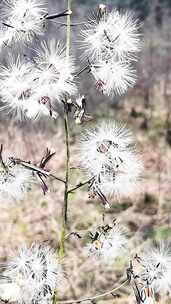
35, 40, 67, 69
79, 120, 143, 200
0, 56, 35, 119
0, 159, 34, 200
33, 40, 77, 103
94, 153, 142, 199
140, 242, 171, 295
143, 298, 155, 304
80, 9, 141, 62
0, 24, 13, 49
0, 283, 21, 303
86, 224, 127, 263
80, 8, 141, 97
0, 244, 64, 304
90, 60, 136, 96
1, 0, 47, 44
0, 54, 61, 120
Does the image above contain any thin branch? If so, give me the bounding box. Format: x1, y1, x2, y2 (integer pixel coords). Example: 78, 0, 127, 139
49, 173, 66, 184
65, 232, 82, 240
68, 177, 94, 194
104, 29, 111, 42
74, 65, 90, 78
57, 279, 129, 304
2, 22, 14, 29
50, 21, 85, 26
45, 9, 72, 20
39, 148, 56, 169
2, 22, 26, 33
10, 158, 65, 184
10, 158, 51, 176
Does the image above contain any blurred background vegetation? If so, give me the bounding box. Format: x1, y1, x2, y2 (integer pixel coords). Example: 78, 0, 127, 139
0, 0, 171, 303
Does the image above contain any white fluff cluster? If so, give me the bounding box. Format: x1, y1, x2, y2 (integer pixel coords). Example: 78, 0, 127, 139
143, 297, 155, 304
0, 159, 34, 200
80, 8, 141, 96
86, 224, 127, 263
34, 40, 76, 105
81, 10, 141, 61
90, 61, 136, 96
79, 120, 142, 202
0, 0, 47, 47
0, 244, 64, 304
139, 242, 171, 295
0, 40, 76, 120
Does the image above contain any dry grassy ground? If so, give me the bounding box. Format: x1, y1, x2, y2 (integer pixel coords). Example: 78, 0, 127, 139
0, 94, 171, 303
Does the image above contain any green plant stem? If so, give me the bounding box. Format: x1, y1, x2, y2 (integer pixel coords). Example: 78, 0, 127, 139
66, 0, 72, 59
59, 105, 70, 258
59, 0, 72, 259
63, 106, 70, 225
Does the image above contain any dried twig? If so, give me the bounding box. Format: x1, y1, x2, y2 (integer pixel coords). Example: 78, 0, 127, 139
57, 280, 129, 304
68, 177, 95, 194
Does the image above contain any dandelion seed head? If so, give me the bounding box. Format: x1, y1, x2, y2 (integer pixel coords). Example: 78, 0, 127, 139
0, 56, 58, 120
35, 40, 66, 69
91, 60, 136, 96
80, 8, 141, 97
0, 57, 33, 96
79, 120, 142, 200
95, 153, 142, 199
0, 160, 34, 200
80, 121, 134, 169
86, 224, 127, 263
24, 97, 57, 120
132, 242, 171, 296
0, 244, 64, 304
80, 17, 107, 61
34, 40, 77, 102
0, 283, 21, 303
0, 57, 35, 119
144, 297, 155, 304
0, 25, 13, 49
2, 0, 47, 43
141, 243, 171, 294
80, 9, 141, 62
107, 10, 141, 59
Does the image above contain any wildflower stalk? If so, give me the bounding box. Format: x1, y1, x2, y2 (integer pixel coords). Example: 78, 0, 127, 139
66, 0, 72, 59
63, 105, 70, 225
59, 0, 72, 258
